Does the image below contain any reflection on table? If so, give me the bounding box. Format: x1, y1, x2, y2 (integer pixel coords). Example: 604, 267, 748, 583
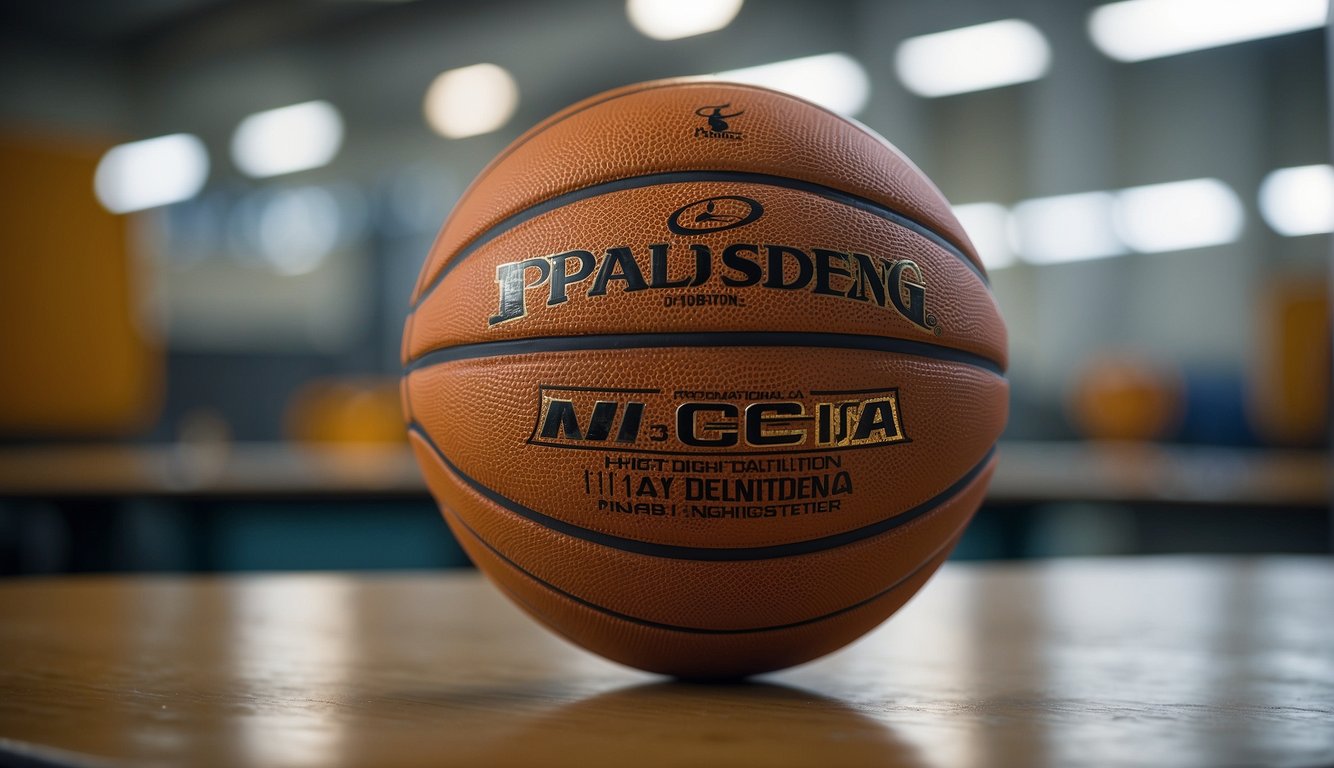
0, 558, 1330, 767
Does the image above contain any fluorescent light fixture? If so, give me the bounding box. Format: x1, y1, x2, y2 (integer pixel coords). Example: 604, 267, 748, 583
94, 133, 209, 214
231, 100, 344, 178
1011, 191, 1124, 264
1259, 164, 1334, 236
1088, 0, 1327, 62
257, 186, 342, 276
627, 0, 743, 40
713, 52, 870, 116
895, 19, 1051, 98
424, 63, 519, 139
1115, 178, 1243, 253
952, 203, 1015, 269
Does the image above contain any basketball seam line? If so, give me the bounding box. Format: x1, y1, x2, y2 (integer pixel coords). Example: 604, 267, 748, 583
401, 331, 1006, 377
408, 421, 995, 561
408, 169, 990, 314
444, 500, 963, 636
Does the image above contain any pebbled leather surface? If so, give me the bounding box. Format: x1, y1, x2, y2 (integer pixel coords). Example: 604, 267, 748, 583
404, 182, 1006, 370
444, 491, 968, 680
407, 348, 1005, 549
402, 79, 1008, 677
408, 79, 984, 308
412, 427, 990, 633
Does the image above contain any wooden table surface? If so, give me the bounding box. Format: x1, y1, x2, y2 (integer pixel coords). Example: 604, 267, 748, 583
1, 558, 1331, 768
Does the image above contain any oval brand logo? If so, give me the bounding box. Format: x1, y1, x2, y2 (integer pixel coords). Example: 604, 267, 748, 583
668, 195, 764, 235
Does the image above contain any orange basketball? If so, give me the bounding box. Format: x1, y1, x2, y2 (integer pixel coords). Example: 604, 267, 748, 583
402, 79, 1007, 679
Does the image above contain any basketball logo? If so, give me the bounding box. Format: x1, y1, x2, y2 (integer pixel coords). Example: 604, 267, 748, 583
668, 196, 764, 234
694, 103, 745, 139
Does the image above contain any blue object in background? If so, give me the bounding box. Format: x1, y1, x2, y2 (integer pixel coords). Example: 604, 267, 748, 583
205, 503, 469, 571
1177, 370, 1258, 446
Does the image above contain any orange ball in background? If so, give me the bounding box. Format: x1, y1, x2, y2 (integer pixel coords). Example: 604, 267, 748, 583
1067, 353, 1184, 442
287, 377, 406, 445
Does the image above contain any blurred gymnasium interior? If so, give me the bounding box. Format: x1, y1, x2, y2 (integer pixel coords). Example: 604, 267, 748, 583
0, 0, 1329, 574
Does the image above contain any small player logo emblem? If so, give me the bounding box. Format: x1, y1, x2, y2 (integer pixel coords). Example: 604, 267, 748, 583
693, 104, 744, 140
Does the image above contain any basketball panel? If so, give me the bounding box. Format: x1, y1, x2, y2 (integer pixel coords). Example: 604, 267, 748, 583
412, 429, 992, 630
445, 500, 965, 679
412, 80, 982, 304
406, 347, 1007, 549
404, 182, 1006, 369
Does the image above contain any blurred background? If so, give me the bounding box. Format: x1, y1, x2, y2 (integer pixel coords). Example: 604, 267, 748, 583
0, 0, 1328, 575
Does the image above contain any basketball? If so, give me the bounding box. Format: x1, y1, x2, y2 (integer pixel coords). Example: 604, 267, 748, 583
402, 78, 1008, 679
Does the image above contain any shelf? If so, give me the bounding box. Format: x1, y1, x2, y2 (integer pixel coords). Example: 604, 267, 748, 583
0, 441, 1326, 508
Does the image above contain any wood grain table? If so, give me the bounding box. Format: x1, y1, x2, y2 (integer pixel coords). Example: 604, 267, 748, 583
1, 558, 1331, 768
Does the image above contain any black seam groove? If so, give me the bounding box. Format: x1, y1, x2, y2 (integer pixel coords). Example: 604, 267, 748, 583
444, 501, 960, 636
408, 169, 988, 312
409, 422, 995, 562
403, 331, 1006, 377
